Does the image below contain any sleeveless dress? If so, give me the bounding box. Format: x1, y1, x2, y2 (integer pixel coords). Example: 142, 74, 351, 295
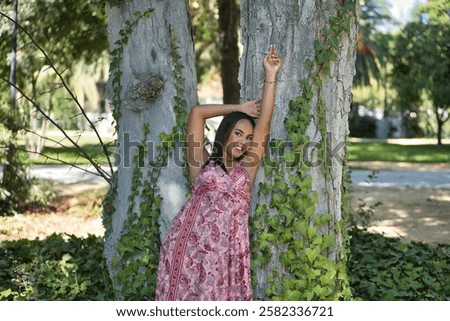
155, 161, 252, 301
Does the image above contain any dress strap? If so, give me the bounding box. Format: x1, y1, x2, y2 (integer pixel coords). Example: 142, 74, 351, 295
201, 159, 211, 169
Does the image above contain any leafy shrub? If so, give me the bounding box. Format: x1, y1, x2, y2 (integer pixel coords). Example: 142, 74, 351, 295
349, 114, 377, 138
1, 230, 448, 300
0, 234, 113, 300
28, 179, 59, 208
348, 230, 450, 300
1, 179, 58, 216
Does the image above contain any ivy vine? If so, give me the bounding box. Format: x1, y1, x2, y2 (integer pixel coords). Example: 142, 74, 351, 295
106, 0, 122, 9
167, 27, 191, 188
109, 8, 154, 134
250, 1, 355, 300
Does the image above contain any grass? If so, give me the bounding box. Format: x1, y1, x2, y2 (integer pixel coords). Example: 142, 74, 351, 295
16, 131, 115, 166
27, 143, 112, 165
347, 142, 450, 163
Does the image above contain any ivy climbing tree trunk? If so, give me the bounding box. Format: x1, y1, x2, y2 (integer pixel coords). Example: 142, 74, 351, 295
104, 0, 197, 299
240, 0, 358, 300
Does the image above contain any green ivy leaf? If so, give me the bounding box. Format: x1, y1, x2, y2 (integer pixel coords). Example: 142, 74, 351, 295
279, 205, 296, 226
305, 247, 319, 263
285, 289, 302, 301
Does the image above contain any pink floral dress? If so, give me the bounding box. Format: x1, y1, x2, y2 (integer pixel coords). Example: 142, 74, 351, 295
155, 161, 252, 301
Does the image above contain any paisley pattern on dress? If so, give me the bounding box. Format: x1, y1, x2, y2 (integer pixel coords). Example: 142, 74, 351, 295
155, 161, 252, 301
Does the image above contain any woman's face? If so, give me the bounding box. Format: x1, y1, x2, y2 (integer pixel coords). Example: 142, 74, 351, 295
225, 119, 254, 159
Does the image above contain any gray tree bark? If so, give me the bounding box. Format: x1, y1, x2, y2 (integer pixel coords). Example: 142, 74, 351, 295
240, 0, 358, 299
104, 0, 197, 296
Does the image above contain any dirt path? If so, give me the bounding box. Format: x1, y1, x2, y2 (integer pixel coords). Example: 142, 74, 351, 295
0, 182, 108, 242
350, 187, 449, 245
349, 160, 449, 245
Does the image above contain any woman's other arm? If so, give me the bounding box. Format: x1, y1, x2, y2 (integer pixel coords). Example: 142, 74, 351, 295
186, 102, 260, 182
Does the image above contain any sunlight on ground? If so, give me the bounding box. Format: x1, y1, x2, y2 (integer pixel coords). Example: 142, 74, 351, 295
0, 212, 105, 241
351, 187, 450, 245
0, 183, 107, 242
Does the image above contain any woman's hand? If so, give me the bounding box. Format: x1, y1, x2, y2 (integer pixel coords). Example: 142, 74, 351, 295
238, 100, 261, 118
263, 44, 281, 78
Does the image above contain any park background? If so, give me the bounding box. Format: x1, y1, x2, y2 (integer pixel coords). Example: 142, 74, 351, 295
0, 0, 449, 301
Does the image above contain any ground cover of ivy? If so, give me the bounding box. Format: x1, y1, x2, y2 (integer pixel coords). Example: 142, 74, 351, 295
0, 234, 114, 300
1, 229, 448, 300
348, 229, 449, 300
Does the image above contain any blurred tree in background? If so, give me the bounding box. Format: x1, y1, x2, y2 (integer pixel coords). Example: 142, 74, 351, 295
350, 0, 392, 138
351, 0, 449, 143
189, 0, 220, 86
391, 0, 450, 145
354, 0, 392, 88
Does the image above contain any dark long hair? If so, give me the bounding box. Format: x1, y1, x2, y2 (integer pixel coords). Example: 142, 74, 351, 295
209, 112, 255, 173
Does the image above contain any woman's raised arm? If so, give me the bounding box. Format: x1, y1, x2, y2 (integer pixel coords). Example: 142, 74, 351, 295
243, 44, 281, 183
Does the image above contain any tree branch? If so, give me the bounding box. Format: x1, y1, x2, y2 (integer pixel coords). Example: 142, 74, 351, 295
1, 144, 110, 179
2, 78, 112, 183
0, 11, 115, 176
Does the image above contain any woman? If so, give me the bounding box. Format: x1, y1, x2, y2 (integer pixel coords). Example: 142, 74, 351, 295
156, 45, 281, 300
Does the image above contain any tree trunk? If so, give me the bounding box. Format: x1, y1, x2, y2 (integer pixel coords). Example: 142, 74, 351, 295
218, 0, 240, 104
240, 0, 358, 300
2, 0, 31, 211
104, 0, 197, 299
434, 104, 444, 146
